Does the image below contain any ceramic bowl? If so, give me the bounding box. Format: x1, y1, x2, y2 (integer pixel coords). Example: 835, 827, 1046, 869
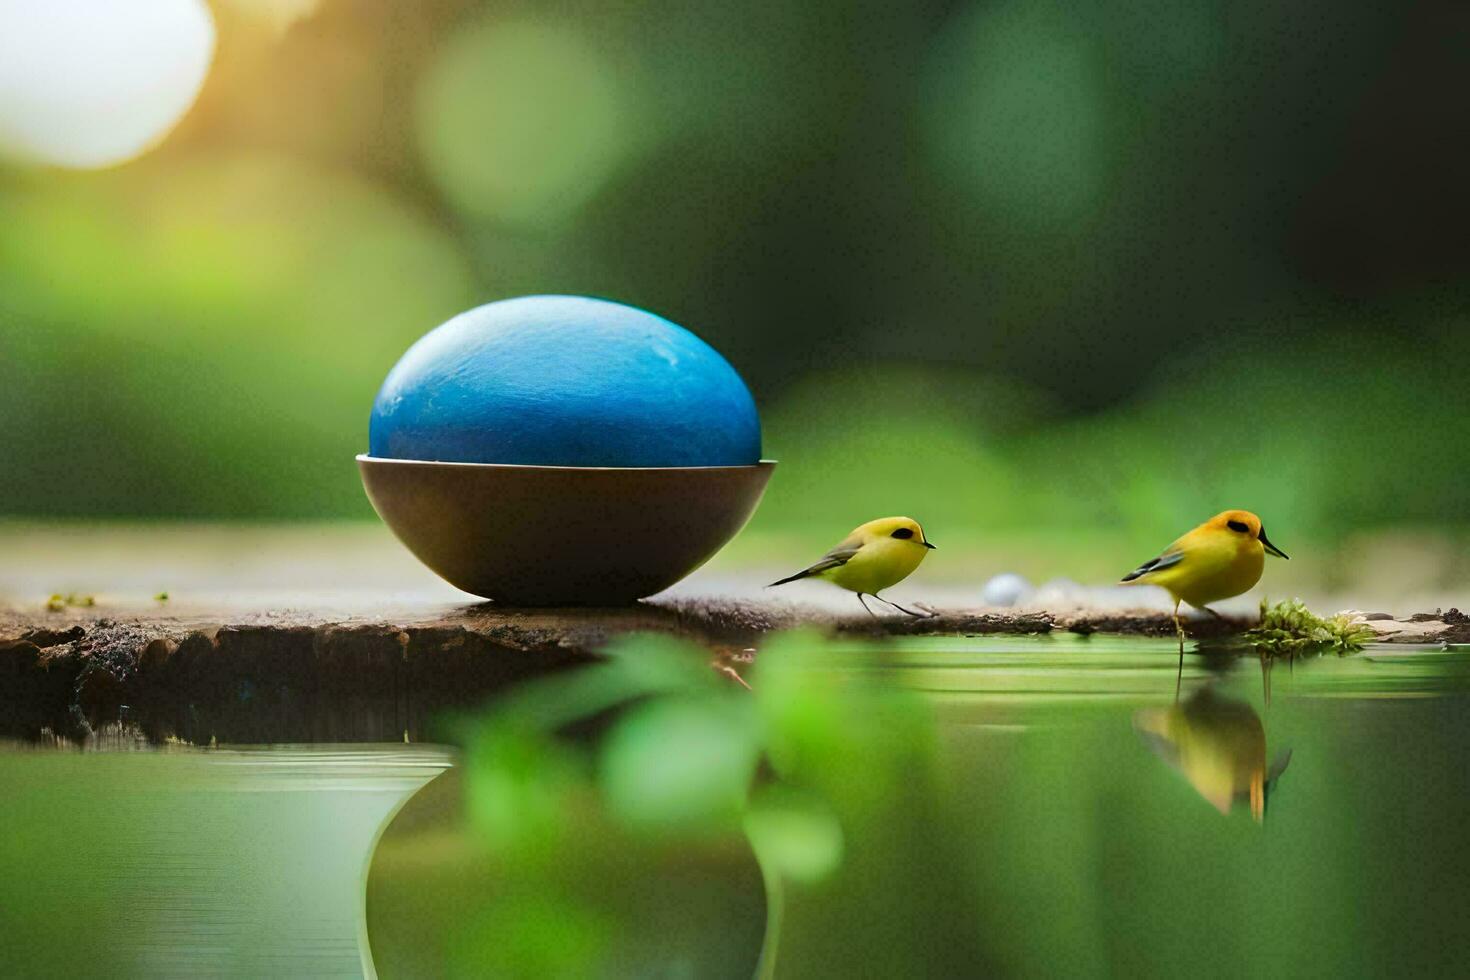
358, 456, 775, 605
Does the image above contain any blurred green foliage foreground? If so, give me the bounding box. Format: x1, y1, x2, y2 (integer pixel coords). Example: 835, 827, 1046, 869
1, 1, 1467, 544
366, 631, 993, 977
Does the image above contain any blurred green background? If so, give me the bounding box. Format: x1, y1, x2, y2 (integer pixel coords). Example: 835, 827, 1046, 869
2, 0, 1466, 555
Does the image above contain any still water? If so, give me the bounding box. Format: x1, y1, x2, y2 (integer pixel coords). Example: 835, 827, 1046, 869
0, 745, 450, 977
816, 635, 1470, 978
2, 637, 1468, 977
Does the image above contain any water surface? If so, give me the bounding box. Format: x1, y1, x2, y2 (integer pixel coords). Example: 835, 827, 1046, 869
807, 635, 1470, 977
3, 637, 1469, 978
0, 744, 449, 977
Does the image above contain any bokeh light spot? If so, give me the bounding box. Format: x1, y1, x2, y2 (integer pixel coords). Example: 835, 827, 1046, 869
416, 18, 637, 228
0, 0, 214, 169
218, 0, 321, 37
921, 1, 1106, 230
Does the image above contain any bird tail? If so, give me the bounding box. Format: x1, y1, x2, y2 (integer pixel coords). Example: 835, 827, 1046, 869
768, 569, 812, 588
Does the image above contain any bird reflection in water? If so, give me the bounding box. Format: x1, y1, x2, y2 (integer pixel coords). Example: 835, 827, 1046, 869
1134, 683, 1291, 822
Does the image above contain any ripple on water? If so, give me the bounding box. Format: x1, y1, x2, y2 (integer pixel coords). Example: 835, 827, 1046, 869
0, 743, 452, 978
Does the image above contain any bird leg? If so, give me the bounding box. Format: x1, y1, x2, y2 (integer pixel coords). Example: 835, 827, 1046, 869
714, 663, 752, 690
856, 593, 880, 619
1173, 598, 1186, 702
871, 593, 929, 618
711, 647, 755, 690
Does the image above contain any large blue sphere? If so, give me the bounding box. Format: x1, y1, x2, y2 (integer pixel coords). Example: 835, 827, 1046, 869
369, 296, 761, 467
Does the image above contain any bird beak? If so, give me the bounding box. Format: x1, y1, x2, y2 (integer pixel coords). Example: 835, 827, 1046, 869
923, 541, 937, 550
1258, 527, 1288, 560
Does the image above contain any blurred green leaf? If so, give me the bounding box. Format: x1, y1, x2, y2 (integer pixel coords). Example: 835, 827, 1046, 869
744, 783, 843, 884
600, 695, 760, 832
464, 726, 587, 855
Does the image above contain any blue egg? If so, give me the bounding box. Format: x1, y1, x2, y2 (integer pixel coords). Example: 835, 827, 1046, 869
369, 296, 761, 467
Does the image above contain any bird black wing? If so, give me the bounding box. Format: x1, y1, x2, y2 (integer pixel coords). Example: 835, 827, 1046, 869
1120, 549, 1184, 583
769, 542, 861, 587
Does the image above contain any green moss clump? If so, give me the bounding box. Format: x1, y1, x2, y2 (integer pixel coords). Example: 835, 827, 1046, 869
1246, 598, 1376, 657
45, 593, 96, 613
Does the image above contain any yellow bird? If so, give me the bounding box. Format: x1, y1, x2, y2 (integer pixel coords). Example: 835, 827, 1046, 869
1121, 509, 1289, 644
769, 516, 936, 617
1134, 684, 1292, 822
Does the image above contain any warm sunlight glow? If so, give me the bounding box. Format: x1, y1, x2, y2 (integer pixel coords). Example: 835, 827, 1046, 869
0, 0, 215, 169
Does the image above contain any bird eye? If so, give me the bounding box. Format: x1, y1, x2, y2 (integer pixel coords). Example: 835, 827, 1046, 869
891, 528, 915, 540
1227, 520, 1250, 533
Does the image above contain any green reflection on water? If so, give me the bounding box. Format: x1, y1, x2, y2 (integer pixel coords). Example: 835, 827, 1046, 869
795, 635, 1470, 978
3, 639, 1469, 978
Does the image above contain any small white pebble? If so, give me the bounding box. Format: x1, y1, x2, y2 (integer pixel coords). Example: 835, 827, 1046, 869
1032, 577, 1086, 607
982, 573, 1034, 607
